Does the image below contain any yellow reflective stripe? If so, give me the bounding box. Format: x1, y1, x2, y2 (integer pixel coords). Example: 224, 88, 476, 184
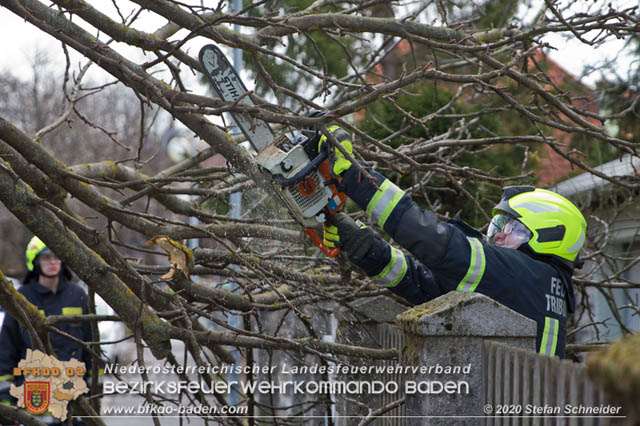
323, 225, 339, 248
365, 180, 405, 228
0, 375, 14, 382
87, 368, 105, 377
539, 317, 549, 354
324, 229, 339, 241
551, 319, 559, 356
539, 317, 559, 356
62, 307, 83, 316
456, 238, 486, 292
372, 247, 408, 287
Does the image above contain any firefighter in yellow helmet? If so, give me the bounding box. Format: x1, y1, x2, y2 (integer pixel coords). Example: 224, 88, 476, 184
24, 236, 73, 285
321, 133, 586, 358
0, 237, 92, 424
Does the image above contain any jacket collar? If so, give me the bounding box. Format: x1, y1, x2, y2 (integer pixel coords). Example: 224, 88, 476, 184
31, 278, 68, 295
449, 216, 485, 240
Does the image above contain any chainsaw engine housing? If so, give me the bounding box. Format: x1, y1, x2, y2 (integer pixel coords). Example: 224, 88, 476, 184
256, 135, 338, 227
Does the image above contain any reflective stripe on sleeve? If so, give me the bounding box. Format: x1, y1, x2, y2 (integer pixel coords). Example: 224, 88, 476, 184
539, 317, 560, 356
456, 237, 486, 293
62, 307, 83, 316
372, 247, 408, 288
365, 179, 405, 228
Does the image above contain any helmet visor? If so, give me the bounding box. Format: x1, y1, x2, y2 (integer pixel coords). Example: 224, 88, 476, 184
487, 214, 532, 249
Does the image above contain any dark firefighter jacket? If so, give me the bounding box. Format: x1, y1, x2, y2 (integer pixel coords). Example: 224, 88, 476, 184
0, 277, 92, 396
337, 165, 576, 358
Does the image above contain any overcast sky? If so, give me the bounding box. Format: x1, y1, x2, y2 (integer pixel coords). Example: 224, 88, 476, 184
0, 2, 637, 89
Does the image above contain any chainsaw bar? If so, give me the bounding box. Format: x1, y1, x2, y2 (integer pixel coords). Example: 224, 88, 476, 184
197, 44, 346, 251
198, 44, 314, 227
199, 44, 274, 153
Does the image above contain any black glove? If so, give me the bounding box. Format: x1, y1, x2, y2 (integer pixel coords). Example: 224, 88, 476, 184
324, 213, 375, 263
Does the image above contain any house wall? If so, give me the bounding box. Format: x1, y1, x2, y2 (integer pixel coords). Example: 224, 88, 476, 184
572, 191, 640, 346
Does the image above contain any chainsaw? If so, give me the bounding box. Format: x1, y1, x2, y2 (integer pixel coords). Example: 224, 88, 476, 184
198, 45, 347, 257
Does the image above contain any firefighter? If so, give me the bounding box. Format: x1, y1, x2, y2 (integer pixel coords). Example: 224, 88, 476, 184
319, 129, 586, 358
0, 236, 92, 421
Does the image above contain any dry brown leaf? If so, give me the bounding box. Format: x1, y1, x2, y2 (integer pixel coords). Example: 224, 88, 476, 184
145, 235, 193, 279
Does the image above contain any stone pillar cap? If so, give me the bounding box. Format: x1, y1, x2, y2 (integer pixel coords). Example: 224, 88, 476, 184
395, 291, 537, 337
336, 295, 408, 323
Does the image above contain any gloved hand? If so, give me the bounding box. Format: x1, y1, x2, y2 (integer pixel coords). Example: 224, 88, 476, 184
323, 213, 375, 263
317, 126, 353, 176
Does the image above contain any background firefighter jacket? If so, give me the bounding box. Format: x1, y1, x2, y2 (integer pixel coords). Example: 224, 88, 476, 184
338, 166, 575, 358
0, 277, 93, 393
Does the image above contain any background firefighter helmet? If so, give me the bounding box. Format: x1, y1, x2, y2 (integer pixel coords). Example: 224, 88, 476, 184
25, 236, 52, 271
491, 186, 587, 262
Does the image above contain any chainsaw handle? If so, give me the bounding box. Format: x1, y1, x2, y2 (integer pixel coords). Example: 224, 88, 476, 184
272, 149, 328, 186
304, 228, 340, 258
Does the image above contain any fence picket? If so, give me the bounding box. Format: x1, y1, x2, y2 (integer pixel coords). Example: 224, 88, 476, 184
522, 351, 532, 426
485, 341, 496, 426
512, 351, 523, 426
496, 346, 504, 426
583, 372, 596, 426
542, 357, 555, 426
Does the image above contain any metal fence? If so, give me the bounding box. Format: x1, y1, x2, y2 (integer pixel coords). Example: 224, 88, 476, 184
377, 322, 406, 426
483, 341, 620, 426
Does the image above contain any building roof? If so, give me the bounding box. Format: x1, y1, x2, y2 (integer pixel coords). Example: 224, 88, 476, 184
553, 154, 640, 198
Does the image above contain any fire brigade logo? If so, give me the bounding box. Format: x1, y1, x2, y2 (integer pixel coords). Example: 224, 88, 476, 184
24, 382, 50, 415
10, 350, 88, 421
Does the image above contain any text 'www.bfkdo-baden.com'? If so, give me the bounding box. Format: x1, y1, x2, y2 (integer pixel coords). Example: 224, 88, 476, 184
102, 404, 248, 416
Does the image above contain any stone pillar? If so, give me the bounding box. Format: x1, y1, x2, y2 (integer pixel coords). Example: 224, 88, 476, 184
395, 291, 536, 426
